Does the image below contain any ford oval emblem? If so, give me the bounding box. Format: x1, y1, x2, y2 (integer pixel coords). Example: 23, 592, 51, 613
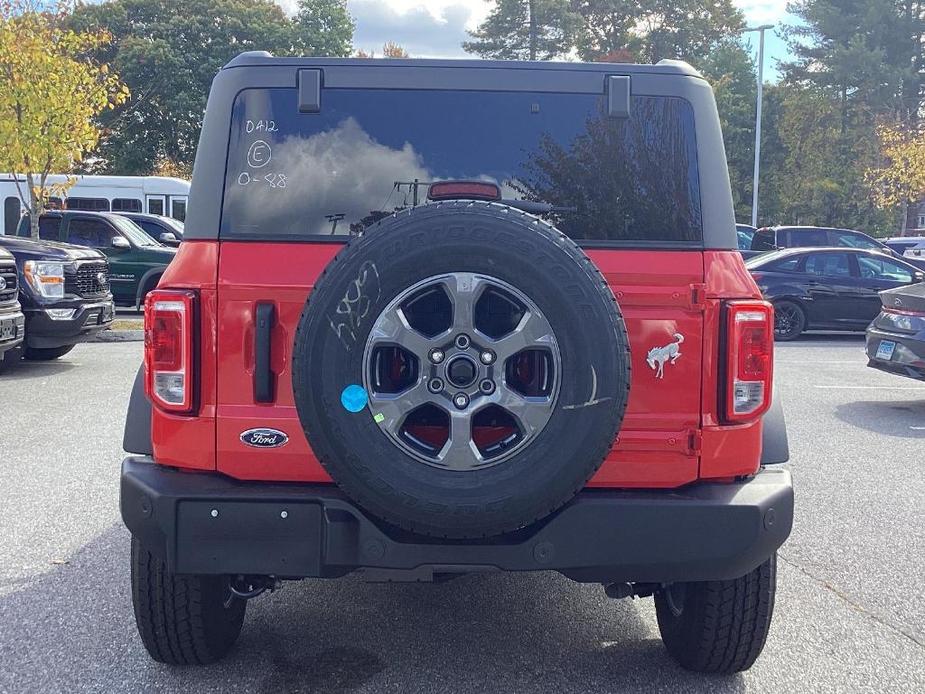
240, 428, 289, 448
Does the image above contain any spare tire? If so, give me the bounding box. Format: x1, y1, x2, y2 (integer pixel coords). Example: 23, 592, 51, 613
292, 202, 630, 538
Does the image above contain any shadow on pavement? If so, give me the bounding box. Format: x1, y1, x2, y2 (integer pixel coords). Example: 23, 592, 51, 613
0, 524, 749, 694
834, 398, 925, 438
0, 356, 78, 380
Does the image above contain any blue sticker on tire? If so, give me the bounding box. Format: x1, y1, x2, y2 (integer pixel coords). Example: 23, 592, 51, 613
341, 384, 369, 413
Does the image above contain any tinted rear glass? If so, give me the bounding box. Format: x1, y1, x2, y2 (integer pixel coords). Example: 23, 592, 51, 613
221, 88, 703, 244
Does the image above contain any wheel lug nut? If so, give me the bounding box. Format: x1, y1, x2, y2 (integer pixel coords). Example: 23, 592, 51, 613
480, 350, 495, 365
479, 379, 495, 394
430, 349, 445, 364
453, 393, 469, 409
455, 334, 471, 350
428, 378, 444, 393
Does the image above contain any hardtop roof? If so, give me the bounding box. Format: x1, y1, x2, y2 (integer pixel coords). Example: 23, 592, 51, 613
222, 51, 704, 79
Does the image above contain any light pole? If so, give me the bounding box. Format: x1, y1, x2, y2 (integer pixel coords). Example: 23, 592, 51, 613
744, 24, 774, 228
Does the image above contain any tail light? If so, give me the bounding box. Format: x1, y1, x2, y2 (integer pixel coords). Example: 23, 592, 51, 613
428, 181, 502, 201
724, 300, 774, 422
144, 289, 196, 413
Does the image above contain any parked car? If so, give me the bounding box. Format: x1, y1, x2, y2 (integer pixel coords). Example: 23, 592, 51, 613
121, 53, 792, 673
0, 235, 113, 360
866, 282, 925, 381
743, 225, 902, 262
736, 223, 756, 251
883, 235, 925, 255
17, 211, 176, 307
0, 245, 26, 370
901, 241, 925, 263
746, 247, 925, 340
114, 211, 184, 247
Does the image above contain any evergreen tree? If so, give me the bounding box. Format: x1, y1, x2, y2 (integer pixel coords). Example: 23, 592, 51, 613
463, 0, 579, 60
570, 0, 745, 63
783, 0, 924, 123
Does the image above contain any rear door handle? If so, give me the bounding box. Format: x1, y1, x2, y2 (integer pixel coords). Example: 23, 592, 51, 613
254, 302, 275, 403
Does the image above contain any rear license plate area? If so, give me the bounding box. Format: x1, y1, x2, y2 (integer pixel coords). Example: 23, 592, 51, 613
176, 501, 322, 576
876, 340, 896, 360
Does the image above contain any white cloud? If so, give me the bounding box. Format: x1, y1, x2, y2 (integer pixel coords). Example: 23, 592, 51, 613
346, 0, 487, 57
227, 117, 432, 235
733, 0, 791, 26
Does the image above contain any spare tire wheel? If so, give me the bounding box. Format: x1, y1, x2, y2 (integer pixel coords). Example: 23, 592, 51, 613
292, 202, 630, 538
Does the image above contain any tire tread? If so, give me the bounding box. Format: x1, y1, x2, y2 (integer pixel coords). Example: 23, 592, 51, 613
655, 554, 776, 674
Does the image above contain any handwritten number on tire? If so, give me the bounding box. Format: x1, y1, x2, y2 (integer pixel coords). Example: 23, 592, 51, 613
328, 262, 381, 349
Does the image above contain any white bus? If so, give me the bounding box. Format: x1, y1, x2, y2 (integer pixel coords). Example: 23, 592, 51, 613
1, 174, 191, 236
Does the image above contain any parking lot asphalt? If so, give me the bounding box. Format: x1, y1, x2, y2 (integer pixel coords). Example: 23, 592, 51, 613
0, 337, 923, 693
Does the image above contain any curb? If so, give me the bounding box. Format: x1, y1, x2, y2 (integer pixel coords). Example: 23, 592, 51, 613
90, 329, 144, 343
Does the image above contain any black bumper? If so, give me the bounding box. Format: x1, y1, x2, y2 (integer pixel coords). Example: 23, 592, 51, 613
121, 457, 793, 584
866, 326, 925, 381
0, 307, 25, 353
25, 299, 114, 348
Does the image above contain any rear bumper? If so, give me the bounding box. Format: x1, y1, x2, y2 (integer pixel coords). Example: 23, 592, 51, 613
866, 325, 925, 381
121, 457, 793, 583
25, 299, 114, 348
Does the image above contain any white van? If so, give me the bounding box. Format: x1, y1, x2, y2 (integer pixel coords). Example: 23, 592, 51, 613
1, 174, 190, 236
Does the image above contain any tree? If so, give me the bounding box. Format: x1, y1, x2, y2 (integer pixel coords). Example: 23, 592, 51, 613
699, 40, 757, 221
771, 0, 920, 233
355, 43, 410, 59
295, 0, 354, 57
382, 41, 409, 58
513, 100, 701, 241
68, 0, 354, 175
783, 0, 924, 125
463, 0, 579, 60
0, 1, 128, 237
570, 0, 744, 64
867, 123, 925, 229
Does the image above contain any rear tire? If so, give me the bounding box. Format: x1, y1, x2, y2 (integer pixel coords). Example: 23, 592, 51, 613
137, 274, 163, 308
130, 537, 246, 665
773, 300, 805, 341
655, 554, 776, 674
23, 344, 75, 361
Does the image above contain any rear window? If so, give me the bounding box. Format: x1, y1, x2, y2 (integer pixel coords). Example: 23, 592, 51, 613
221, 88, 703, 244
751, 229, 776, 251
17, 215, 61, 240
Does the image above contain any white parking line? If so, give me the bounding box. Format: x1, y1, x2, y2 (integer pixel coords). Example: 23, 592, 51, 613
813, 385, 925, 390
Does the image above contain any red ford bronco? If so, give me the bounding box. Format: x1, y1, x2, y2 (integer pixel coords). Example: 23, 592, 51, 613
122, 53, 792, 673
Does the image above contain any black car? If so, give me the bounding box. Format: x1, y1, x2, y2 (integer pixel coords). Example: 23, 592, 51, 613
742, 225, 904, 263
0, 246, 26, 369
746, 247, 925, 340
0, 236, 114, 360
114, 212, 184, 247
866, 282, 925, 381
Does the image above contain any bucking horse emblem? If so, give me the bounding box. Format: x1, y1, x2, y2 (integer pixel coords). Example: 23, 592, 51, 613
646, 333, 684, 379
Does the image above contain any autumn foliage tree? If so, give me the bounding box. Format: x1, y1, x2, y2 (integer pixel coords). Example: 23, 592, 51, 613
867, 124, 925, 227
0, 0, 128, 237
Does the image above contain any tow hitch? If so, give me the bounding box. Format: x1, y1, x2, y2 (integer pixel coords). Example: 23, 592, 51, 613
225, 575, 280, 606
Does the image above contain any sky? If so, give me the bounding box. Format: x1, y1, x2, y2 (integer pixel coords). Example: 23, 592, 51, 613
335, 0, 797, 81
